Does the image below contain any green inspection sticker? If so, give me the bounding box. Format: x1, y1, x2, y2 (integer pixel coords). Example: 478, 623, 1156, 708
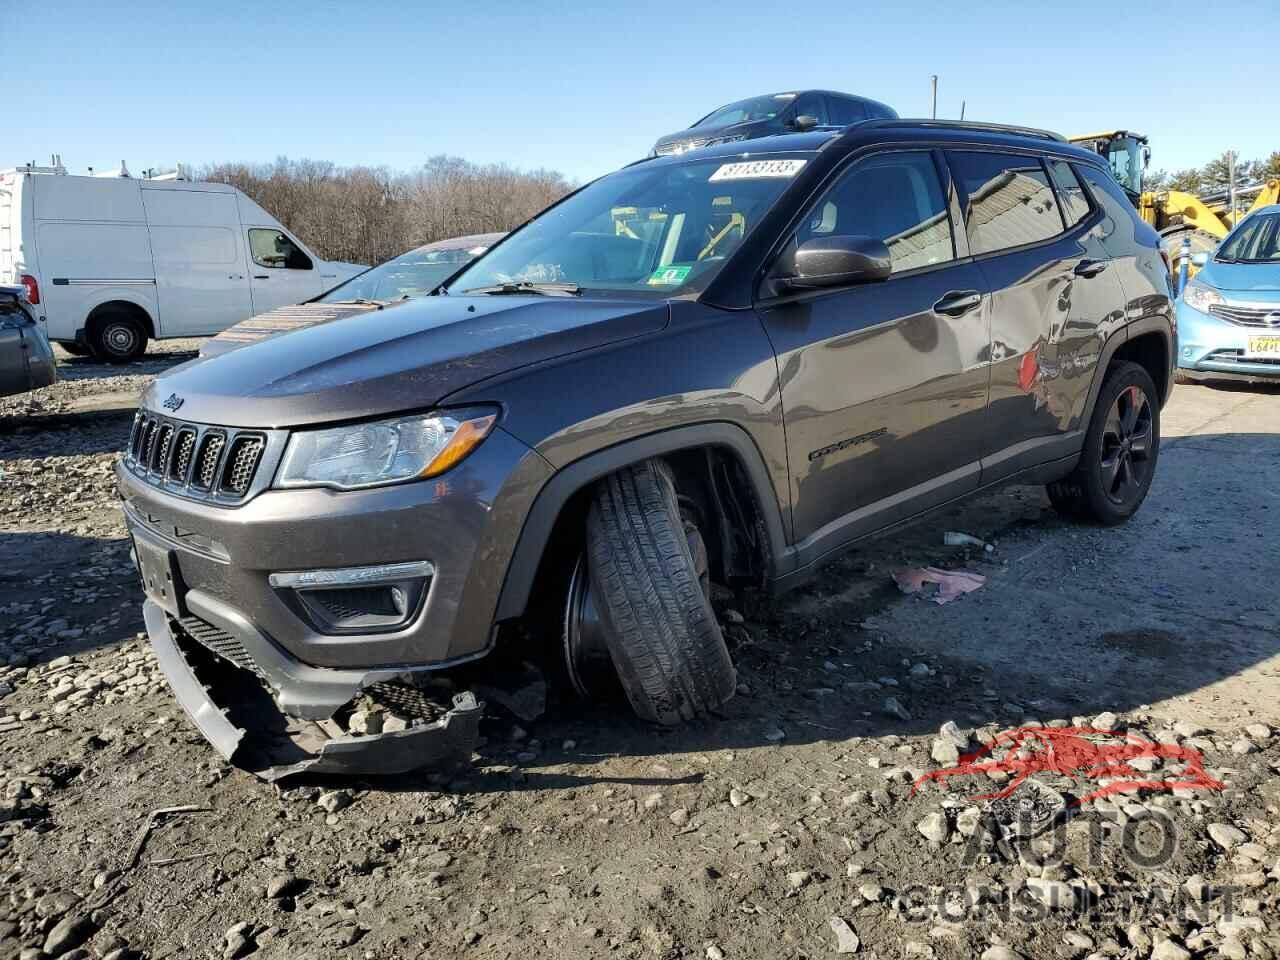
647, 265, 691, 286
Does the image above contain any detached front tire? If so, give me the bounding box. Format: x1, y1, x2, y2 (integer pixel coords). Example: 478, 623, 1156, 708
586, 459, 736, 725
1048, 361, 1160, 525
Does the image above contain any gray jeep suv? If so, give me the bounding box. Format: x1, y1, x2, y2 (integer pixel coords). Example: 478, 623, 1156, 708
116, 119, 1174, 779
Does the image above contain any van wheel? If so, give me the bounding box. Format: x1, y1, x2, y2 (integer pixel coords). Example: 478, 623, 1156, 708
585, 459, 736, 725
90, 311, 147, 363
1047, 361, 1160, 525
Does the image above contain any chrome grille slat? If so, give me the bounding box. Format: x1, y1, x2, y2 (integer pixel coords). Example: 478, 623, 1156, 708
121, 412, 283, 507
1209, 304, 1280, 328
193, 433, 226, 490
221, 436, 264, 495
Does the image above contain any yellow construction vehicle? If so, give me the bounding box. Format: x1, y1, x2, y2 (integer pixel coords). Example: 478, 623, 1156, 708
1068, 130, 1280, 277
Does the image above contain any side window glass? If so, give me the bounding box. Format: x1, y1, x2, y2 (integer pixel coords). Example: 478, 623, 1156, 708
826, 98, 867, 126
1047, 158, 1091, 228
950, 152, 1063, 255
1074, 163, 1136, 244
249, 228, 313, 270
796, 151, 955, 275
791, 93, 828, 126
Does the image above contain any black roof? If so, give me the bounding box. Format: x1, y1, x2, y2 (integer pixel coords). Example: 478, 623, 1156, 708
640, 118, 1104, 169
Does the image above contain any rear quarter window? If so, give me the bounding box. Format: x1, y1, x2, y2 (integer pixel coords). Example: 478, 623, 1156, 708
949, 151, 1064, 255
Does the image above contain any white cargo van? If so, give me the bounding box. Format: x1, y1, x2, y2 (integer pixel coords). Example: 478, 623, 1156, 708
0, 164, 365, 362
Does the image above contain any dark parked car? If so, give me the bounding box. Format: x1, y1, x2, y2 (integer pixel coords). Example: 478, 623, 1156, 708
0, 284, 56, 397
118, 119, 1173, 779
199, 233, 504, 358
652, 89, 897, 156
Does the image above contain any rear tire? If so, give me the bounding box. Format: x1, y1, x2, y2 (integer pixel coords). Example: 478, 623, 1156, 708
1047, 361, 1160, 526
585, 459, 736, 725
89, 311, 147, 363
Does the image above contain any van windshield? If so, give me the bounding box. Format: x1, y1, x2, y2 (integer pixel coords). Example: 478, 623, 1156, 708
692, 94, 795, 130
446, 156, 807, 300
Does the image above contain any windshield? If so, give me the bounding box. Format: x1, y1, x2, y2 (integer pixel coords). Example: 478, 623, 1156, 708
446, 156, 808, 299
692, 94, 795, 130
321, 242, 491, 302
1107, 136, 1146, 196
1217, 213, 1280, 263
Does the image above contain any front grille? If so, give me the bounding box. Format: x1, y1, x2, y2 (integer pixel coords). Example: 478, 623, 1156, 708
193, 433, 226, 490
123, 412, 282, 505
221, 436, 264, 495
169, 428, 197, 481
1209, 303, 1280, 328
176, 615, 265, 678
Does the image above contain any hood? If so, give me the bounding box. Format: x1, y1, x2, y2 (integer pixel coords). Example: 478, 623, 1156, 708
652, 119, 765, 156
145, 295, 669, 427
1203, 260, 1280, 294
199, 301, 390, 359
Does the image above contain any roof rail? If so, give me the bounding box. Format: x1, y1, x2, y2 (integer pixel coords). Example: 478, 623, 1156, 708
851, 118, 1068, 143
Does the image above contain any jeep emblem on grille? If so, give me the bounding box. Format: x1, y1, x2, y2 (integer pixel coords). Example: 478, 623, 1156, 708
162, 393, 184, 412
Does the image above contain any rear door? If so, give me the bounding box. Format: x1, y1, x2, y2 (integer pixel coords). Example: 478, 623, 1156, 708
246, 226, 322, 314
945, 149, 1127, 481
756, 148, 990, 555
142, 186, 253, 336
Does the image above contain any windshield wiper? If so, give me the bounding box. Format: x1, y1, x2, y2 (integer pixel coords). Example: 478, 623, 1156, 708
461, 281, 582, 297
330, 297, 392, 307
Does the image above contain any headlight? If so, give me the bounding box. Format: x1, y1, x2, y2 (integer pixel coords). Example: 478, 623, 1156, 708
276, 409, 497, 490
1182, 278, 1224, 313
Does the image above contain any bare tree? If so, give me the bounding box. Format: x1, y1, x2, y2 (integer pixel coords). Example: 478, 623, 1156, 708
201, 156, 574, 265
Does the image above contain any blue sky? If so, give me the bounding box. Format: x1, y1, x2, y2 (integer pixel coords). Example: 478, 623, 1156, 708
7, 0, 1275, 184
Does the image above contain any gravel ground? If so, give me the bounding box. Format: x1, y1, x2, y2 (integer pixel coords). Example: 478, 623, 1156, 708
0, 345, 1277, 960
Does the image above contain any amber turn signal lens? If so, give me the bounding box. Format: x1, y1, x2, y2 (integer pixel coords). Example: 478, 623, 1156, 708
420, 415, 497, 478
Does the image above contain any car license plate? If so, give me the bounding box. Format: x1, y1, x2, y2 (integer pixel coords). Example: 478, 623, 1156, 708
131, 529, 186, 617
1246, 335, 1280, 358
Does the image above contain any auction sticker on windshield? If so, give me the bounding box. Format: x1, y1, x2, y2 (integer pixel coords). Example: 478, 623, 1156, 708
709, 159, 806, 181
648, 265, 692, 286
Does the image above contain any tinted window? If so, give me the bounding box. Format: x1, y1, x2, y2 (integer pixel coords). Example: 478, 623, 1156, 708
249, 228, 312, 270
791, 92, 828, 125
827, 97, 867, 125
1074, 163, 1140, 249
1047, 158, 1091, 228
950, 152, 1063, 255
799, 151, 955, 274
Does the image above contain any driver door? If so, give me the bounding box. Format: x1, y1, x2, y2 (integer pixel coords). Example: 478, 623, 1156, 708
755, 149, 991, 555
246, 227, 322, 315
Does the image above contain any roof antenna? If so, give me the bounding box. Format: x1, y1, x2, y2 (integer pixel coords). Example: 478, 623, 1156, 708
960, 100, 966, 121
930, 75, 938, 119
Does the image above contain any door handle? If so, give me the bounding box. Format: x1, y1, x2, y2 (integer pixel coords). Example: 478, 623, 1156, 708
932, 290, 982, 317
252, 274, 269, 280
1074, 259, 1108, 278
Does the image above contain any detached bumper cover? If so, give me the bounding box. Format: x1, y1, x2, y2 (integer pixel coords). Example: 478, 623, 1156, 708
144, 600, 483, 781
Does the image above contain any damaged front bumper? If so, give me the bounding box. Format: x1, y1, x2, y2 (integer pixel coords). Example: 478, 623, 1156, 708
142, 598, 483, 781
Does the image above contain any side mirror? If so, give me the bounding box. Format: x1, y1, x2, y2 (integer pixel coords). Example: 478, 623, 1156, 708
1190, 252, 1209, 267
790, 114, 820, 132
780, 235, 893, 291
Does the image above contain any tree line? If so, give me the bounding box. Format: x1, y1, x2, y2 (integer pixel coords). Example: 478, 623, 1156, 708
201, 156, 575, 266
1147, 149, 1280, 196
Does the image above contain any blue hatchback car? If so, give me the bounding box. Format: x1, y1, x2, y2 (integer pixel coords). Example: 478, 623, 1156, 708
1177, 204, 1280, 382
